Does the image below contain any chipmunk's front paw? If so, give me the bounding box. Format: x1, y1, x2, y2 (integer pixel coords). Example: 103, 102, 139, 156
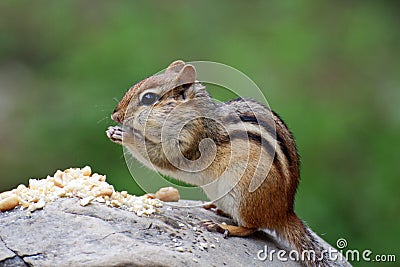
106, 126, 124, 145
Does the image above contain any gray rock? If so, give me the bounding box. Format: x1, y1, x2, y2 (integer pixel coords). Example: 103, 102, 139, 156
0, 198, 350, 267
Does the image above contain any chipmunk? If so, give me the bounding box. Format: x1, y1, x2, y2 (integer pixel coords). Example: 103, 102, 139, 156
106, 60, 342, 267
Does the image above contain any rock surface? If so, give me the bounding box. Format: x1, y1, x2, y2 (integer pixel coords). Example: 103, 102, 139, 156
0, 198, 350, 267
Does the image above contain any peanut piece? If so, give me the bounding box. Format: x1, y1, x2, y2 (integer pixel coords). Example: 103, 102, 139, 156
82, 166, 92, 176
144, 193, 156, 199
0, 194, 19, 212
155, 187, 180, 202
80, 196, 95, 206
54, 175, 64, 188
96, 187, 114, 197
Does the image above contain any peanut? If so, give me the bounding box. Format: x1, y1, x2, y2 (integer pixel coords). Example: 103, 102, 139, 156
81, 166, 92, 176
0, 194, 19, 212
96, 187, 114, 197
155, 187, 180, 202
53, 175, 64, 188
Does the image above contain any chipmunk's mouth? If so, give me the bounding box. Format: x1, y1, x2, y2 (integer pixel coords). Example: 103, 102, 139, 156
120, 116, 134, 127
116, 123, 157, 144
111, 114, 163, 145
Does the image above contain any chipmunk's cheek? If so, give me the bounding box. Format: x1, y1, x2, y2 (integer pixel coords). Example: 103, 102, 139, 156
136, 109, 151, 126
144, 121, 163, 138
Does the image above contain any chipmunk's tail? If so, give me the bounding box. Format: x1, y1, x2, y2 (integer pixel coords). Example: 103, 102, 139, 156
277, 214, 344, 267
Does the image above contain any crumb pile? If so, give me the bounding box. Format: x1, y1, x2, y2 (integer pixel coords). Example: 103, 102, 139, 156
0, 166, 162, 216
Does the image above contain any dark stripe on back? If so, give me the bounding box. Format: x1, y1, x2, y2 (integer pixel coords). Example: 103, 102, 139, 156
238, 114, 275, 137
229, 130, 275, 159
237, 113, 294, 167
224, 114, 276, 139
270, 111, 298, 167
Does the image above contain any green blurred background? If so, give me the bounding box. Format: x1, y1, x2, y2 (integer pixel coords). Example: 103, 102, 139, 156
0, 1, 398, 265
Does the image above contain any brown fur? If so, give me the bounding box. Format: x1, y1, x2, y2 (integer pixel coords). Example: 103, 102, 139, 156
108, 60, 337, 267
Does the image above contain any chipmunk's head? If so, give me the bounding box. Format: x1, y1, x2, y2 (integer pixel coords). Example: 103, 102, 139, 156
111, 60, 210, 144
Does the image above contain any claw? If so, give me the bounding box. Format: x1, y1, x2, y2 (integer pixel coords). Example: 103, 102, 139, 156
199, 220, 256, 238
199, 220, 228, 235
223, 229, 229, 238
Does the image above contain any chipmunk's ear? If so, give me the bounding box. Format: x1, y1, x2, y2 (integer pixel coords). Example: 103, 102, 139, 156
165, 60, 185, 74
176, 64, 196, 86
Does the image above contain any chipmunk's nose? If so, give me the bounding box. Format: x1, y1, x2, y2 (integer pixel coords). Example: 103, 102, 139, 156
111, 112, 123, 124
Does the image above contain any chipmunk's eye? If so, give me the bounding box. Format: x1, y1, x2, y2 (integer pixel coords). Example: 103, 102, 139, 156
140, 92, 159, 105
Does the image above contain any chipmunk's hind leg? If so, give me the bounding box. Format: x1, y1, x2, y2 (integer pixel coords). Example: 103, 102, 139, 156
200, 220, 257, 237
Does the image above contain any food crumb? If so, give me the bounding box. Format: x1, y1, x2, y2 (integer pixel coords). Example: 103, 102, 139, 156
175, 246, 185, 252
